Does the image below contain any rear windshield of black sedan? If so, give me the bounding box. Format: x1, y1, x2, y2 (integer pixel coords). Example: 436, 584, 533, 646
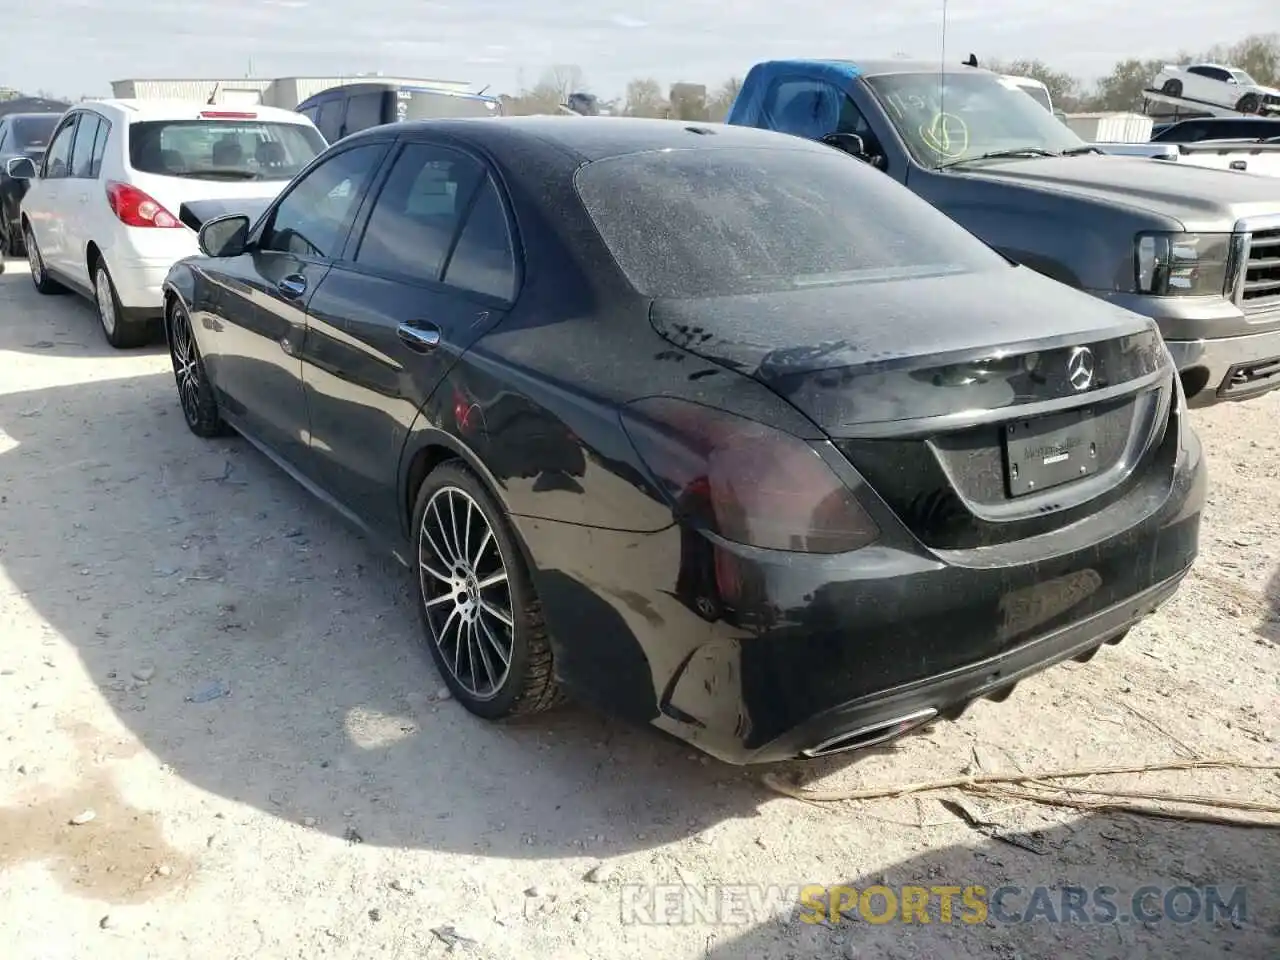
573, 146, 1006, 299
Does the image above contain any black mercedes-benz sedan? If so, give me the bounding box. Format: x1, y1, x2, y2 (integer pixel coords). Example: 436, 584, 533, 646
161, 116, 1206, 764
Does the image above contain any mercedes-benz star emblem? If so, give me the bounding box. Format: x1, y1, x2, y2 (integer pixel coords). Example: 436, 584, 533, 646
1066, 346, 1095, 392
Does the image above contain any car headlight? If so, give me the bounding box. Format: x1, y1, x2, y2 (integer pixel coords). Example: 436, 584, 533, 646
1134, 232, 1233, 297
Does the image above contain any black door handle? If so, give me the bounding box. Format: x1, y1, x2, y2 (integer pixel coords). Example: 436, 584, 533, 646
277, 274, 307, 299
397, 322, 441, 353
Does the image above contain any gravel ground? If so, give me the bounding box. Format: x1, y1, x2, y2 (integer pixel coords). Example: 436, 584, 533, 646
0, 257, 1277, 960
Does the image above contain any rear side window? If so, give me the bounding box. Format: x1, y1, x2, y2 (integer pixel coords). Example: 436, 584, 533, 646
128, 119, 326, 181
575, 146, 1006, 299
344, 92, 386, 133
400, 90, 501, 120
354, 143, 484, 283
442, 177, 518, 301
69, 114, 103, 177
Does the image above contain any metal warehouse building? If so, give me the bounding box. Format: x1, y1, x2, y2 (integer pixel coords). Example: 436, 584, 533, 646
109, 75, 473, 110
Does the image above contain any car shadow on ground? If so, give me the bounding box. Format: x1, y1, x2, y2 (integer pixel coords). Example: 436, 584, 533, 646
0, 359, 880, 859
700, 813, 1279, 959
0, 261, 165, 356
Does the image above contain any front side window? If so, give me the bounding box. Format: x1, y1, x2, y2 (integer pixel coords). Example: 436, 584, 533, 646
128, 119, 326, 181
259, 143, 388, 259
41, 116, 77, 179
865, 71, 1085, 168
354, 143, 484, 282
575, 146, 1006, 299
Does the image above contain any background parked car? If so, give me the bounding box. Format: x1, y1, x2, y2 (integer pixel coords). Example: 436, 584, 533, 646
0, 111, 60, 256
1152, 63, 1280, 114
726, 58, 1280, 408
296, 81, 502, 142
7, 99, 325, 347
1150, 116, 1280, 143
162, 116, 1204, 764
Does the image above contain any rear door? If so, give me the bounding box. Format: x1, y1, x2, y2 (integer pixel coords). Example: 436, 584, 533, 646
205, 138, 393, 469
301, 136, 519, 537
63, 111, 109, 288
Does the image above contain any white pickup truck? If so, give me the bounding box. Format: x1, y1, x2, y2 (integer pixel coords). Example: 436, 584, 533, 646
1092, 139, 1280, 178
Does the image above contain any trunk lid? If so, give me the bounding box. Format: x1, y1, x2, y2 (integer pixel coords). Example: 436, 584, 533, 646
650, 266, 1178, 550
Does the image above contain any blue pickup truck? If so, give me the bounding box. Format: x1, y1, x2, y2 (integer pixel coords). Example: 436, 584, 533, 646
725, 59, 1280, 407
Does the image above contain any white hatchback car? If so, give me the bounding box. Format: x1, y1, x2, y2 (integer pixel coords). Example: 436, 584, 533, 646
7, 100, 326, 347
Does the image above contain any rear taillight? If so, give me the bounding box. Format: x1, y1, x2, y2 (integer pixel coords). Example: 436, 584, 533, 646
105, 181, 182, 228
619, 397, 879, 554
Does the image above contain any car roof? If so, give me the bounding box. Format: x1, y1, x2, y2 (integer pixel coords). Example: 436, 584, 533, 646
75, 99, 313, 124
299, 82, 498, 102
3, 112, 63, 121
343, 114, 838, 163
751, 58, 996, 80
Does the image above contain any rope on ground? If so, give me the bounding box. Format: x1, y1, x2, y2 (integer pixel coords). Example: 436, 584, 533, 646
761, 758, 1280, 829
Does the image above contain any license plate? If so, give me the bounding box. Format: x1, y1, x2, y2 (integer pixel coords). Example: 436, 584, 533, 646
1003, 408, 1098, 497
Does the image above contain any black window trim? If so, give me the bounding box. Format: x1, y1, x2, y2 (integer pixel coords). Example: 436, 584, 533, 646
88, 113, 113, 178
338, 133, 524, 307
68, 110, 111, 180
41, 112, 80, 179
0, 121, 8, 153
247, 137, 396, 265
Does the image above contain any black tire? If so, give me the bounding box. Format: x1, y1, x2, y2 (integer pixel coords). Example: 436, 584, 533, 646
1236, 93, 1261, 114
93, 260, 150, 349
1161, 79, 1182, 98
412, 460, 561, 720
24, 223, 65, 295
168, 298, 230, 438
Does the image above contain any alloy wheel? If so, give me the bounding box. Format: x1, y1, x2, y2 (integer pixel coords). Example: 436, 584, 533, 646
25, 228, 41, 280
95, 267, 117, 335
418, 486, 515, 700
169, 306, 202, 426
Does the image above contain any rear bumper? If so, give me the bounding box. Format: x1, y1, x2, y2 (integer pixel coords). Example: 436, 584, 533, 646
104, 256, 181, 316
1166, 324, 1280, 406
518, 421, 1206, 765
745, 568, 1186, 763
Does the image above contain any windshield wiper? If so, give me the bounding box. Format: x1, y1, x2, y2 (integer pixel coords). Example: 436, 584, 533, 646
1061, 145, 1103, 155
937, 148, 1059, 169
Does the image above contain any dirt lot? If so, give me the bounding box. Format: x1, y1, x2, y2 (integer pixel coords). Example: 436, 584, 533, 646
0, 256, 1276, 960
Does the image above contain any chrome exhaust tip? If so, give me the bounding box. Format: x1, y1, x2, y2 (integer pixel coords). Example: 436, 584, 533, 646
801, 708, 939, 758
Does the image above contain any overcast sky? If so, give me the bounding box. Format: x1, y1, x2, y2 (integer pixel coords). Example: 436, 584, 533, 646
3, 0, 1269, 99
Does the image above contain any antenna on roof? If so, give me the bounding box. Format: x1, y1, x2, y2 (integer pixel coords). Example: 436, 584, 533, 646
939, 0, 948, 121
477, 84, 490, 95
963, 53, 978, 67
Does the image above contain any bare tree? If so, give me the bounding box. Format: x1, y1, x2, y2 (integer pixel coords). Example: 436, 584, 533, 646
707, 77, 742, 122
544, 64, 587, 103
624, 78, 667, 118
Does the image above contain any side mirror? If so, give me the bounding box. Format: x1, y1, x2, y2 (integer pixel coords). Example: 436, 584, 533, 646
1053, 109, 1069, 123
5, 156, 37, 180
198, 214, 250, 258
821, 132, 888, 170
821, 132, 867, 157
